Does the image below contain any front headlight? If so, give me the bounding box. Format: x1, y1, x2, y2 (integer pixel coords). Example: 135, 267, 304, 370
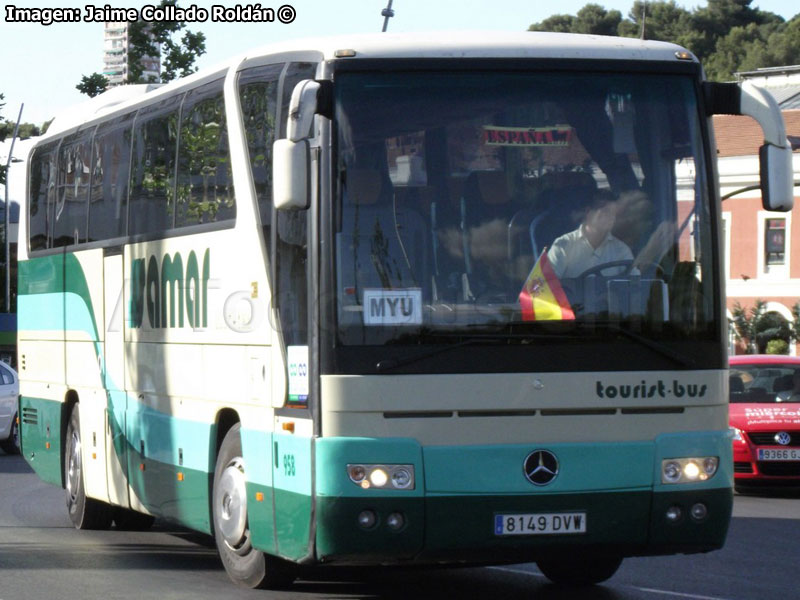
661, 457, 719, 484
730, 427, 744, 443
347, 464, 415, 490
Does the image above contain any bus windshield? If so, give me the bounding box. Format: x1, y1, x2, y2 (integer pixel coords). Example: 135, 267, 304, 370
334, 69, 718, 351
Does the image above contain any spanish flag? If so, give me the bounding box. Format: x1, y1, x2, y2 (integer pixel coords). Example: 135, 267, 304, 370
519, 250, 575, 321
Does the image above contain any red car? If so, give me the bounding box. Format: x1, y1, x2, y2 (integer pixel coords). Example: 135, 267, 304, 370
729, 355, 800, 489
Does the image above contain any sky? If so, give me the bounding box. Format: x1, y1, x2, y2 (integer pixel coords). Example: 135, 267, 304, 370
1, 0, 798, 127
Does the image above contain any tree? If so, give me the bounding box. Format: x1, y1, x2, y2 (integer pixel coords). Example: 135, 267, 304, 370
77, 0, 206, 97
731, 300, 766, 354
528, 0, 796, 81
127, 0, 207, 84
76, 73, 108, 98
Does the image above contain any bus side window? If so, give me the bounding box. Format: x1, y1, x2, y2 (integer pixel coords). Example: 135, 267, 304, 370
88, 114, 133, 242
238, 63, 283, 234
129, 95, 182, 236
274, 62, 317, 350
29, 142, 58, 252
176, 78, 234, 227
54, 130, 93, 247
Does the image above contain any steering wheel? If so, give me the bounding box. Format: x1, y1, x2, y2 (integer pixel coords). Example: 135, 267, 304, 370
575, 259, 667, 282
575, 260, 636, 280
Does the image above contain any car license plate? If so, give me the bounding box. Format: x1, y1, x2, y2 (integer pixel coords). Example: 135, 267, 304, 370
758, 448, 800, 461
494, 512, 587, 536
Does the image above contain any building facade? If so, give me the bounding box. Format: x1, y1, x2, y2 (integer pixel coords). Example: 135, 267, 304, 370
716, 102, 800, 354
103, 21, 160, 86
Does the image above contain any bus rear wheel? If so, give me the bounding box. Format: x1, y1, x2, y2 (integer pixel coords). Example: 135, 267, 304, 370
64, 405, 112, 530
536, 555, 623, 585
212, 423, 295, 589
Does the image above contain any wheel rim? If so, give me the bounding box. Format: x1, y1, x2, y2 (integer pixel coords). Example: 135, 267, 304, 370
215, 457, 251, 555
11, 419, 18, 451
66, 428, 81, 504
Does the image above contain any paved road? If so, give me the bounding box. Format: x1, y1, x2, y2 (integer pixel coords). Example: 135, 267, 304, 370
1, 451, 798, 600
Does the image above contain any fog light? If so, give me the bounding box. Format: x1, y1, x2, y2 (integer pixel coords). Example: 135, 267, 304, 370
386, 512, 405, 531
690, 503, 708, 521
666, 505, 682, 523
357, 510, 377, 529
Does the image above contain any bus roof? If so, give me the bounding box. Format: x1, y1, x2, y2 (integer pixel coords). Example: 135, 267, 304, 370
239, 31, 695, 63
39, 31, 696, 140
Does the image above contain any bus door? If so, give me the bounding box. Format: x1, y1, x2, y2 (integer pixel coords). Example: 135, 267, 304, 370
102, 247, 129, 507
270, 205, 315, 560
264, 60, 318, 561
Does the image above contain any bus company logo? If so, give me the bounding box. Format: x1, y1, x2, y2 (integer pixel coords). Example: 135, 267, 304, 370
129, 249, 210, 329
523, 450, 559, 486
595, 380, 708, 400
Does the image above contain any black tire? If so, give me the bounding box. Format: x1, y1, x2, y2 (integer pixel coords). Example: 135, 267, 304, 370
212, 423, 295, 589
113, 507, 155, 531
537, 555, 623, 585
0, 413, 20, 454
64, 405, 113, 530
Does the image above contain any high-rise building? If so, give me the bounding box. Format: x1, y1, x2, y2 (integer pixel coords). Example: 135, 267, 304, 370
103, 22, 160, 86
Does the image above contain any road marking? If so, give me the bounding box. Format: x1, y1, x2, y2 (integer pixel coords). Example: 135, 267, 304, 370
635, 588, 731, 600
489, 566, 733, 600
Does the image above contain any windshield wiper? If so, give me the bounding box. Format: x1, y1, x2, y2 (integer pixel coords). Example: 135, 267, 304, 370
375, 330, 578, 372
601, 324, 697, 369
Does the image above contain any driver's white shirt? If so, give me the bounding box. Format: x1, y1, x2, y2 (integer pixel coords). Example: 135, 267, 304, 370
547, 225, 633, 280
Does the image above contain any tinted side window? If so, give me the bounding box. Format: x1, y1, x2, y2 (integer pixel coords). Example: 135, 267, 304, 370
279, 62, 318, 139
176, 79, 234, 227
89, 114, 133, 242
130, 95, 182, 235
54, 129, 93, 247
238, 63, 283, 229
0, 365, 12, 385
29, 142, 59, 251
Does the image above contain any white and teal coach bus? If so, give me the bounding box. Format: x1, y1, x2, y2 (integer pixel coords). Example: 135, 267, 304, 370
18, 32, 794, 588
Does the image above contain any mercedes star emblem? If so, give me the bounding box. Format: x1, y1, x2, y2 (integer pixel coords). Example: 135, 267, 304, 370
523, 450, 559, 486
775, 431, 792, 446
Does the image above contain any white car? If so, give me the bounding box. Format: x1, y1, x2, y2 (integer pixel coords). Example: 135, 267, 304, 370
0, 362, 19, 455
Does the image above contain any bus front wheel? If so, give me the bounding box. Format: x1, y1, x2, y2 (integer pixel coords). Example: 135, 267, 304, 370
64, 405, 113, 530
536, 555, 623, 585
212, 423, 295, 589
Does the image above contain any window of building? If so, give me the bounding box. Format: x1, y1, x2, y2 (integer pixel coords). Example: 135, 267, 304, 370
765, 218, 786, 266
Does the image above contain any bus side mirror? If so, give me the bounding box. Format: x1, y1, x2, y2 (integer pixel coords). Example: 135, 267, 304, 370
705, 81, 794, 212
273, 139, 310, 211
273, 79, 320, 210
759, 143, 794, 212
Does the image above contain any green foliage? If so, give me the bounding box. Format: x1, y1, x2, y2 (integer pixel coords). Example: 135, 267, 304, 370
733, 300, 796, 354
129, 0, 207, 84
76, 73, 108, 98
766, 339, 789, 355
529, 0, 800, 81
76, 0, 207, 95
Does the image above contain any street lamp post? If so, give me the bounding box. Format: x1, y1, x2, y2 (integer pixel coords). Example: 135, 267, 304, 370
381, 0, 395, 32
2, 103, 23, 313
